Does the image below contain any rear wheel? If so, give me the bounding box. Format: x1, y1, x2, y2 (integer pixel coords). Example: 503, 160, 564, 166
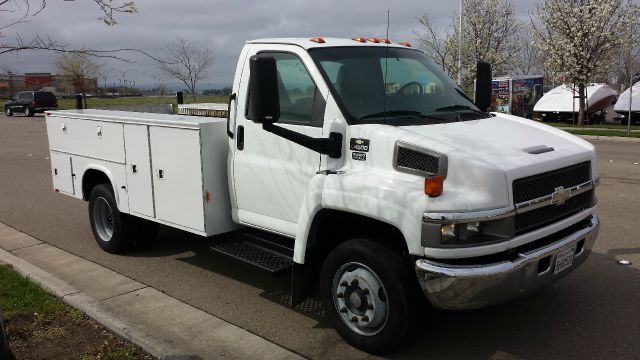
89, 184, 131, 253
320, 239, 422, 355
24, 106, 33, 117
5, 107, 12, 116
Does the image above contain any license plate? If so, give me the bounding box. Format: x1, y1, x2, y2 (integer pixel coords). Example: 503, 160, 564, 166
554, 246, 576, 274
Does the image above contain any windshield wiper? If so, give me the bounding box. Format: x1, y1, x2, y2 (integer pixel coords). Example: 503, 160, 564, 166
359, 110, 424, 120
435, 105, 488, 115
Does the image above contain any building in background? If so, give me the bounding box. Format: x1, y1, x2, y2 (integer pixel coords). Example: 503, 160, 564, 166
0, 72, 97, 98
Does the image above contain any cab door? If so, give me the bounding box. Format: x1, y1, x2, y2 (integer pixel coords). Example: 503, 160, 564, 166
232, 46, 327, 235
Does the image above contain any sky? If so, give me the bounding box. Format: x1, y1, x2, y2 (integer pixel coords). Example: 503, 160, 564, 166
0, 0, 537, 90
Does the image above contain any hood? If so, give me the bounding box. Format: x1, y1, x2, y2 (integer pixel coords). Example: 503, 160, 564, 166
345, 114, 596, 211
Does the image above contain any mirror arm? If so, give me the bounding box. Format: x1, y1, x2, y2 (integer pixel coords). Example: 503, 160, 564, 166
263, 123, 342, 158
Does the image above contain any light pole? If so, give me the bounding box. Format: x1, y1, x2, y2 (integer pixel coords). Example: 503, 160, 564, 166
458, 0, 463, 86
628, 75, 636, 136
110, 68, 137, 96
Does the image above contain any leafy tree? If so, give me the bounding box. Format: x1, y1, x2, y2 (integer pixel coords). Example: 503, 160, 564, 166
56, 52, 101, 107
532, 0, 640, 124
415, 0, 521, 92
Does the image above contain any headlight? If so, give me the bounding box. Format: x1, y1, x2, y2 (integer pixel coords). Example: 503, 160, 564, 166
423, 217, 514, 248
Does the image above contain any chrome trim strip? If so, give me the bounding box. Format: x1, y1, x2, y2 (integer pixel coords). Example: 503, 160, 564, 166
423, 206, 515, 224
514, 180, 593, 214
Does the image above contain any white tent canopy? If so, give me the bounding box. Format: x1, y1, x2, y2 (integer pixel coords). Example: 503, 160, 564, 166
534, 84, 616, 113
613, 81, 640, 113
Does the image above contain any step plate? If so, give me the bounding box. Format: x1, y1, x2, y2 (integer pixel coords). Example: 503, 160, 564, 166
210, 241, 293, 274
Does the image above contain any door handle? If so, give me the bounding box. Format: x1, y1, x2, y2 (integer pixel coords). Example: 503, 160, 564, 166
227, 93, 236, 138
131, 164, 138, 174
61, 123, 67, 133
237, 125, 244, 150
156, 169, 164, 179
96, 126, 103, 137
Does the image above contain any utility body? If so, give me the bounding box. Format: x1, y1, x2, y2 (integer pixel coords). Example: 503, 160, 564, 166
46, 38, 600, 354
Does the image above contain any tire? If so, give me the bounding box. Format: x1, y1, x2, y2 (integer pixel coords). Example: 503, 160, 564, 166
24, 106, 33, 117
88, 183, 131, 253
320, 239, 422, 354
5, 107, 12, 116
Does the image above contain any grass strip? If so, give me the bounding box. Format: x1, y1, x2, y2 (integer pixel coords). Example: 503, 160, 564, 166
0, 264, 65, 319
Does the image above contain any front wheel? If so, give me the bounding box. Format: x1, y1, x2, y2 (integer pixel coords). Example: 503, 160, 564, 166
320, 239, 422, 354
24, 106, 33, 117
5, 107, 12, 116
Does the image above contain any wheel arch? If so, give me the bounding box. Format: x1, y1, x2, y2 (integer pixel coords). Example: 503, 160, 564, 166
80, 166, 123, 210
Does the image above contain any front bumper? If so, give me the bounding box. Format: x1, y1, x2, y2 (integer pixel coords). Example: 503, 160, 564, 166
415, 215, 599, 310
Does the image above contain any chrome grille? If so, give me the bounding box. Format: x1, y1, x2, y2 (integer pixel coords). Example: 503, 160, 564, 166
513, 161, 591, 203
515, 190, 592, 234
396, 147, 439, 175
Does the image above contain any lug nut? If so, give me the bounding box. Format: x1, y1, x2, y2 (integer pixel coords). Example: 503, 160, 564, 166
351, 316, 358, 322
340, 281, 348, 287
361, 315, 369, 322
340, 307, 348, 313
367, 303, 374, 310
351, 279, 359, 286
337, 292, 344, 298
363, 288, 370, 295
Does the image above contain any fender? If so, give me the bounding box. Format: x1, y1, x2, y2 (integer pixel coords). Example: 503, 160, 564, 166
79, 164, 129, 213
293, 171, 426, 264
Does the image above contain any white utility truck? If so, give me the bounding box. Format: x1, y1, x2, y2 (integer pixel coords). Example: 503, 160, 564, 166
46, 37, 600, 354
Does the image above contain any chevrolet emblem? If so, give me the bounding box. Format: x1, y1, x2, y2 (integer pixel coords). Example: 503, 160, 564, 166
355, 139, 364, 145
551, 186, 570, 206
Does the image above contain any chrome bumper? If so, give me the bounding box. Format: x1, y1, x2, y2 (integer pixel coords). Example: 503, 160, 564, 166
415, 215, 599, 310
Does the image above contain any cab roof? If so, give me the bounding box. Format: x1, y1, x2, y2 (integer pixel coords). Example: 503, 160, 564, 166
246, 37, 416, 50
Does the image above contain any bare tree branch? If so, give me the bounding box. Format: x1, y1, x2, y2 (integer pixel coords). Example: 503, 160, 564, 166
158, 38, 214, 101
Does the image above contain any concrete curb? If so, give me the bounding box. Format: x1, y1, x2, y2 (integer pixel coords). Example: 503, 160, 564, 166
0, 222, 303, 360
0, 247, 179, 359
577, 135, 640, 143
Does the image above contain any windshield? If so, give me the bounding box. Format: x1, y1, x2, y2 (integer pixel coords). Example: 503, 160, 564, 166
308, 46, 489, 125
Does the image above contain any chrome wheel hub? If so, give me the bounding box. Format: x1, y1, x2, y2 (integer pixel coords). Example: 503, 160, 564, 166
332, 262, 388, 336
93, 197, 114, 242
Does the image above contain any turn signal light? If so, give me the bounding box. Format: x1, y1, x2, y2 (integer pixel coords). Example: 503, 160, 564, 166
398, 41, 412, 47
425, 176, 444, 197
310, 37, 325, 43
352, 37, 367, 43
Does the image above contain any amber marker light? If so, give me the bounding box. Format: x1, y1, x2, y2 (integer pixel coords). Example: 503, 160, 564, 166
310, 37, 325, 43
398, 41, 412, 47
352, 37, 367, 43
205, 191, 211, 203
367, 38, 380, 43
378, 38, 391, 44
425, 175, 444, 197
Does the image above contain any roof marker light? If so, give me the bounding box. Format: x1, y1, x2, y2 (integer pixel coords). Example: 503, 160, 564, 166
367, 38, 380, 43
310, 37, 325, 44
352, 37, 367, 43
378, 38, 391, 44
398, 41, 412, 47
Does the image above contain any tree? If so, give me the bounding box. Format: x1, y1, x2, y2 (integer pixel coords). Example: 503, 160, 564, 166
613, 19, 640, 91
415, 0, 522, 92
1, 0, 136, 56
533, 0, 640, 124
158, 38, 214, 101
512, 28, 545, 77
56, 52, 101, 108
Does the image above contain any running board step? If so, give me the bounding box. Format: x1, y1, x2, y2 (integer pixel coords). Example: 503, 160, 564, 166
210, 239, 294, 274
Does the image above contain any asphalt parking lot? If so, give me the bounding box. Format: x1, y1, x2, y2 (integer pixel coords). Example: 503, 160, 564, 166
0, 113, 638, 359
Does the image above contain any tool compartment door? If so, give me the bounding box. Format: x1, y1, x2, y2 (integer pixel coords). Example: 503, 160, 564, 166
124, 124, 155, 218
50, 151, 74, 195
149, 127, 205, 232
46, 117, 125, 163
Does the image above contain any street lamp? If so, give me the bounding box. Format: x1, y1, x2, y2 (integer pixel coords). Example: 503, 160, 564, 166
110, 68, 137, 96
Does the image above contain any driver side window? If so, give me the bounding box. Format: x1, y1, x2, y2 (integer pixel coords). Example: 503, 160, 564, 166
257, 52, 324, 127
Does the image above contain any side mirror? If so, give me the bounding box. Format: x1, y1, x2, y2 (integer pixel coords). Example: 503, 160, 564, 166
475, 61, 492, 112
249, 55, 280, 124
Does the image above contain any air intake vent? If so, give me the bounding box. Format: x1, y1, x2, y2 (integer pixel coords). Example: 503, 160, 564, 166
394, 142, 446, 177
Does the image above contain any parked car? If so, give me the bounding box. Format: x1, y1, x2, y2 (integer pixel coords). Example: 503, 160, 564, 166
5, 91, 58, 117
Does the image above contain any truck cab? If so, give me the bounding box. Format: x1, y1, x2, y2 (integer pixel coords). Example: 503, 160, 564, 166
46, 37, 599, 354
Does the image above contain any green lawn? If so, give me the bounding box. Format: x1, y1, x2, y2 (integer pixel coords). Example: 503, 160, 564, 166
0, 264, 65, 319
563, 129, 640, 138
57, 95, 230, 110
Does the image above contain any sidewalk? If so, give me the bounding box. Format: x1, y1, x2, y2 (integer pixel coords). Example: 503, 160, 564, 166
0, 222, 302, 360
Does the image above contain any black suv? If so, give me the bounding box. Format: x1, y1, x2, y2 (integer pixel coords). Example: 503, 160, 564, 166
5, 91, 58, 117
